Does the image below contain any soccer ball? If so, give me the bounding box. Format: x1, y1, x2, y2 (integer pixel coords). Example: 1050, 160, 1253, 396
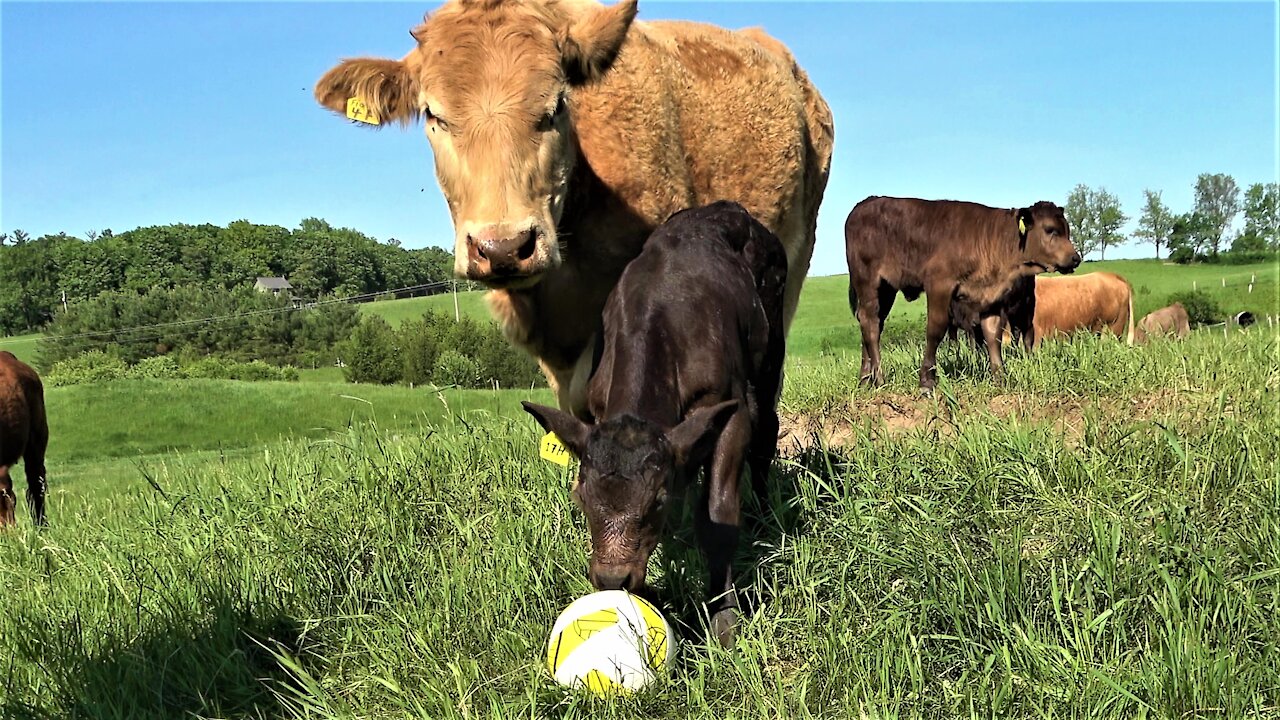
546, 590, 676, 695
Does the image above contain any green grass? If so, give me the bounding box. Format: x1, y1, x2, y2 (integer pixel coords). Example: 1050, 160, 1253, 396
17, 379, 551, 507
1, 260, 1278, 718
0, 332, 43, 366
359, 289, 492, 327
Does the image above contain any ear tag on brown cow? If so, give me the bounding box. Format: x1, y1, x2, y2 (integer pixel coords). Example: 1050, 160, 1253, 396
1018, 217, 1027, 235
346, 97, 381, 126
539, 432, 573, 467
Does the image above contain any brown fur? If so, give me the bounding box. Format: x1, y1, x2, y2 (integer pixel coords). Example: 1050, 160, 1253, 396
1137, 302, 1191, 342
316, 0, 833, 415
1030, 272, 1135, 347
844, 197, 1081, 389
0, 352, 48, 527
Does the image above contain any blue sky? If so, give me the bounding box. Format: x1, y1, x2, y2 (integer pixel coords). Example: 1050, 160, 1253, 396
2, 1, 1275, 276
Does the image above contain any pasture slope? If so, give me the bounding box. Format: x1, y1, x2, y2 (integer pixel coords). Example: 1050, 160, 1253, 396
0, 260, 1277, 719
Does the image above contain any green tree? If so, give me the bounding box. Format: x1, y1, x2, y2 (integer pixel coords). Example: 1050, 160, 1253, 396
1065, 184, 1127, 260
1133, 189, 1175, 260
1193, 173, 1240, 257
339, 317, 401, 384
1167, 212, 1214, 263
1238, 182, 1279, 252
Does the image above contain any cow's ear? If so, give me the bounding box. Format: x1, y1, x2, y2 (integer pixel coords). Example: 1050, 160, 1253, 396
315, 53, 421, 127
522, 402, 590, 457
561, 0, 638, 85
1015, 208, 1033, 249
665, 400, 739, 470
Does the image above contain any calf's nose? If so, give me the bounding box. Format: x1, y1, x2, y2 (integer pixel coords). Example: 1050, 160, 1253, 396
590, 567, 636, 592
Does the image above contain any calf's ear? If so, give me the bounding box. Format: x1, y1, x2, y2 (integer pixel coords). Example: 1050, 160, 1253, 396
561, 0, 638, 85
521, 402, 589, 457
666, 400, 739, 470
315, 52, 421, 126
1015, 208, 1033, 250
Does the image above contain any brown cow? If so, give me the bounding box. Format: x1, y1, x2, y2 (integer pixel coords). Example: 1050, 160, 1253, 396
845, 197, 1081, 389
315, 0, 834, 416
1022, 272, 1135, 347
1137, 302, 1190, 342
522, 201, 788, 647
0, 352, 48, 527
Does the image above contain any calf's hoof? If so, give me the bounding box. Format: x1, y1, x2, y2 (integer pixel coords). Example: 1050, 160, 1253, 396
711, 608, 739, 648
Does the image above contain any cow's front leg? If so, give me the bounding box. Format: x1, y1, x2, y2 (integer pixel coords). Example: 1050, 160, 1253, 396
920, 289, 952, 392
695, 410, 750, 647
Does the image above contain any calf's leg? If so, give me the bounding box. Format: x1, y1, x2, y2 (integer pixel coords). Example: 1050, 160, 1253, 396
26, 413, 48, 527
980, 314, 1006, 383
919, 288, 953, 391
695, 410, 751, 647
0, 466, 14, 527
852, 278, 887, 385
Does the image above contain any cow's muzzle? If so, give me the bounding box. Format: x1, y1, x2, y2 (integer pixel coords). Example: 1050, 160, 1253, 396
1059, 252, 1083, 274
465, 226, 545, 285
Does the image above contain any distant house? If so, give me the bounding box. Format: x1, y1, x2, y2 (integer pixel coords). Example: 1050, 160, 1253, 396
254, 277, 292, 296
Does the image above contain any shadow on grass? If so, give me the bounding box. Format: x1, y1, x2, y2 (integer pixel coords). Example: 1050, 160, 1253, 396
647, 442, 821, 648
3, 596, 306, 720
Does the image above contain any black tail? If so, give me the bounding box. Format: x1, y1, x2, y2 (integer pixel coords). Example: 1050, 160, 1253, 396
848, 282, 858, 317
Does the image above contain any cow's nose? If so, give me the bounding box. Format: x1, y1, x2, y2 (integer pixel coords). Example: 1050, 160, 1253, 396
591, 568, 635, 591
1065, 252, 1083, 271
468, 228, 538, 277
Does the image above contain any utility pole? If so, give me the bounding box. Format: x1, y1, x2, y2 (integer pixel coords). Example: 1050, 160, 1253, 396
61, 290, 68, 313
453, 280, 460, 322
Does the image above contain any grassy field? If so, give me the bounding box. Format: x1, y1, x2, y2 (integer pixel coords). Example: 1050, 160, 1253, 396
0, 260, 1278, 718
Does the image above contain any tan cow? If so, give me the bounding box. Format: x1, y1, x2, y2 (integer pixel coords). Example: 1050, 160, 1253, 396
1136, 302, 1191, 342
1024, 272, 1136, 347
314, 0, 834, 415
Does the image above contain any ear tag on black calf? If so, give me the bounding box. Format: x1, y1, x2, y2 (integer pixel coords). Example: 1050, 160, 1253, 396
540, 432, 573, 467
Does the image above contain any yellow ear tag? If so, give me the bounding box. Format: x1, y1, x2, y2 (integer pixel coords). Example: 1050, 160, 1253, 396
540, 432, 573, 467
1018, 218, 1027, 235
346, 97, 381, 126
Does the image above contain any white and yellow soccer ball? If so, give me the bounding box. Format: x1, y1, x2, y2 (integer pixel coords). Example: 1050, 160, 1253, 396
546, 590, 676, 695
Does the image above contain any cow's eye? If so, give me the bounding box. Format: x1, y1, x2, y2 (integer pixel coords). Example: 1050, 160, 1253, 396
425, 106, 450, 132
537, 96, 567, 132
1046, 228, 1058, 236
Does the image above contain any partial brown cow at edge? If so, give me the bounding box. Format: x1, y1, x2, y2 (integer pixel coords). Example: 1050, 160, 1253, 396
845, 197, 1081, 390
1136, 301, 1190, 343
314, 0, 834, 417
0, 351, 48, 527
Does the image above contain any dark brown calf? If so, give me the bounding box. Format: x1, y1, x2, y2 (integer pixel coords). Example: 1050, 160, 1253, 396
0, 351, 48, 527
523, 201, 787, 647
845, 197, 1081, 389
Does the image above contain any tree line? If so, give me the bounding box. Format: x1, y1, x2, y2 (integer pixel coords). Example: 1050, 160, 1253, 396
0, 218, 456, 335
39, 285, 361, 369
1065, 175, 1277, 262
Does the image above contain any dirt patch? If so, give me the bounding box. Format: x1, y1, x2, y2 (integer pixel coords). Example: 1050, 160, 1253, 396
778, 390, 1192, 453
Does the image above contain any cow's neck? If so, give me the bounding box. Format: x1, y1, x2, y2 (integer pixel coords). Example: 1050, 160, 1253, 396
960, 224, 1034, 309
